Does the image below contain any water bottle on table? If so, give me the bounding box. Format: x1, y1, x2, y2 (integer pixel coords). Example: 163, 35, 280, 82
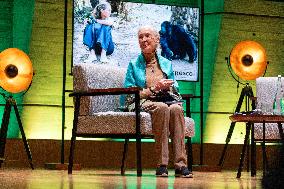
273, 75, 284, 115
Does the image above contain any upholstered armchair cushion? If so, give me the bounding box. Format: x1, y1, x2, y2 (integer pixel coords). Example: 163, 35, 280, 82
73, 63, 126, 115
76, 112, 195, 136
254, 77, 284, 140
73, 63, 195, 138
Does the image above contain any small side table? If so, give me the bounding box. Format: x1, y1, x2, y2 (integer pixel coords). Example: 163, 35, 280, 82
229, 114, 284, 178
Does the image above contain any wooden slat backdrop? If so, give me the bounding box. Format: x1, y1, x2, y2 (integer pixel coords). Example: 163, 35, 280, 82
21, 0, 74, 139
205, 0, 284, 143
2, 0, 282, 142
27, 0, 73, 106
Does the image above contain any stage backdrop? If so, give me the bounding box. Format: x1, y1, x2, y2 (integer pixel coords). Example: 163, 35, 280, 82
1, 0, 283, 145
73, 0, 199, 81
0, 0, 225, 144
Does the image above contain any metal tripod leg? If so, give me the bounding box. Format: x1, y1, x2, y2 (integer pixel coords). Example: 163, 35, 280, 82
13, 103, 34, 169
218, 122, 236, 166
0, 101, 12, 167
0, 98, 34, 169
237, 123, 251, 178
218, 85, 254, 167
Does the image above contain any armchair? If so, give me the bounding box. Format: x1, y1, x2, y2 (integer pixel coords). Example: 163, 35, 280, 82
68, 63, 195, 176
253, 77, 284, 173
255, 77, 284, 141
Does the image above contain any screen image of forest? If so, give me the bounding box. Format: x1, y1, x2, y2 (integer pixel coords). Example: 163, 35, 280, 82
73, 0, 199, 81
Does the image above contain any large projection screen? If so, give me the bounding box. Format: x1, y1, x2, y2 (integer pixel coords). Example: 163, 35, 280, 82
73, 0, 199, 81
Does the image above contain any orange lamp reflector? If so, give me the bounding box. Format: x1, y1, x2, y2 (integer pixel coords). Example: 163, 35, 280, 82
0, 48, 33, 93
230, 41, 267, 80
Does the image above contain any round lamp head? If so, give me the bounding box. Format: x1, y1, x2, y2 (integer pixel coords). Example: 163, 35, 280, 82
0, 48, 33, 93
230, 40, 267, 80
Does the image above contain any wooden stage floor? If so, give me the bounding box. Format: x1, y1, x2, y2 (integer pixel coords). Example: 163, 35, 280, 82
0, 169, 263, 189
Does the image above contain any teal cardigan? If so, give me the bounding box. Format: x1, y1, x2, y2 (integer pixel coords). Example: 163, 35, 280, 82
120, 53, 179, 108
124, 53, 179, 90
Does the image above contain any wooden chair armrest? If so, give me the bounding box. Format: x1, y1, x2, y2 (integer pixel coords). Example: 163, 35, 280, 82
181, 94, 194, 99
181, 94, 200, 117
70, 87, 142, 136
181, 94, 201, 100
69, 87, 141, 97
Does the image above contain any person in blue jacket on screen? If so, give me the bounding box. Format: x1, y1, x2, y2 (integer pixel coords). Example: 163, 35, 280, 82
83, 1, 114, 63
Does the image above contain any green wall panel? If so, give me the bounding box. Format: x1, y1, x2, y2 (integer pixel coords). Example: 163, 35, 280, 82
13, 0, 35, 53
0, 0, 13, 51
0, 0, 34, 138
0, 0, 14, 137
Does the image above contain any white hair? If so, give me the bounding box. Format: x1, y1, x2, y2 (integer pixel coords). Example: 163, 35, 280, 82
138, 25, 160, 40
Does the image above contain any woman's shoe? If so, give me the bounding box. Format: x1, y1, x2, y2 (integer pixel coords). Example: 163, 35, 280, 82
100, 49, 110, 63
155, 165, 168, 177
100, 56, 109, 63
85, 50, 97, 63
175, 166, 193, 178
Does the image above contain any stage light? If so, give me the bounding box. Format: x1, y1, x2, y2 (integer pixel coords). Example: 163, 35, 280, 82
0, 48, 34, 169
218, 41, 268, 167
230, 40, 267, 81
0, 48, 33, 93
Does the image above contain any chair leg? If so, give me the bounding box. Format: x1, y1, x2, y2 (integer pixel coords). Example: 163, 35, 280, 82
261, 142, 268, 175
136, 137, 142, 176
187, 137, 193, 172
251, 124, 256, 177
69, 96, 80, 174
246, 137, 250, 172
237, 123, 251, 178
121, 139, 129, 175
261, 121, 268, 176
68, 133, 77, 174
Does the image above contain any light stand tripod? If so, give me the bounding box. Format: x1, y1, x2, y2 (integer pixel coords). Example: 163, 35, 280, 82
0, 93, 34, 169
217, 84, 256, 175
218, 41, 268, 177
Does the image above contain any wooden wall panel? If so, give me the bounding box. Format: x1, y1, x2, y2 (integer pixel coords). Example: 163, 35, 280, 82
205, 0, 284, 143
22, 0, 73, 139
26, 0, 73, 105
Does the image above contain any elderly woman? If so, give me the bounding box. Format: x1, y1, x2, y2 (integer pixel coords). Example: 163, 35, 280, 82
123, 26, 193, 178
